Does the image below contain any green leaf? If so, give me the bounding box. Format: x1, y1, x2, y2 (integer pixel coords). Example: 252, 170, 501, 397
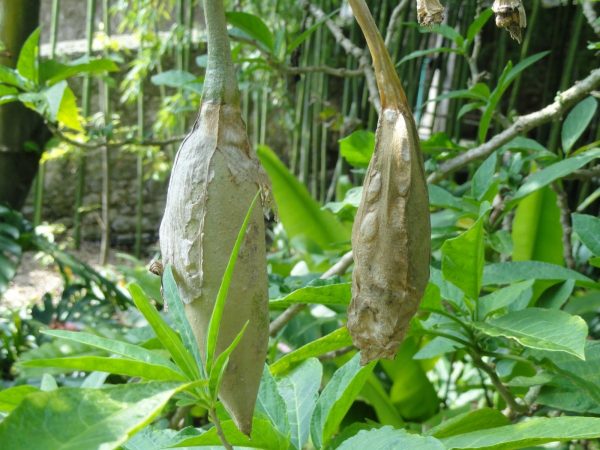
471, 152, 496, 200
0, 65, 23, 88
310, 353, 375, 448
57, 85, 83, 131
483, 261, 594, 286
208, 321, 248, 400
16, 28, 40, 84
0, 385, 39, 413
339, 427, 445, 450
20, 356, 188, 381
206, 192, 259, 373
287, 9, 339, 54
414, 337, 462, 360
42, 329, 180, 369
339, 130, 375, 167
0, 382, 181, 450
477, 280, 534, 319
270, 327, 352, 376
427, 408, 509, 439
572, 213, 600, 255
257, 145, 350, 249
39, 57, 119, 85
270, 282, 351, 309
277, 358, 322, 449
150, 69, 198, 88
420, 24, 464, 47
442, 417, 600, 450
163, 265, 203, 369
472, 307, 587, 358
172, 418, 288, 449
512, 148, 600, 202
361, 375, 404, 427
226, 12, 275, 52
256, 366, 290, 439
129, 284, 199, 379
561, 96, 598, 153
398, 47, 460, 65
442, 216, 485, 300
466, 9, 493, 42
42, 80, 66, 121
512, 186, 563, 265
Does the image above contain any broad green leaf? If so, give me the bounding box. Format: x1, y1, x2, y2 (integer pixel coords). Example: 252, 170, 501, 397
429, 185, 474, 211
42, 329, 179, 369
257, 145, 350, 248
39, 57, 119, 85
338, 427, 445, 450
163, 265, 203, 369
270, 282, 351, 309
226, 12, 275, 52
0, 382, 181, 450
466, 9, 493, 42
339, 130, 375, 167
16, 28, 40, 84
427, 408, 509, 439
0, 385, 39, 413
42, 80, 66, 121
562, 96, 598, 153
471, 152, 497, 200
276, 358, 322, 449
537, 279, 575, 309
512, 148, 600, 201
512, 187, 563, 265
361, 375, 404, 427
414, 336, 462, 360
129, 284, 199, 379
483, 261, 594, 287
150, 69, 197, 88
310, 353, 375, 448
442, 416, 600, 449
206, 192, 259, 373
442, 216, 485, 300
477, 280, 534, 319
172, 418, 288, 449
270, 327, 352, 376
572, 213, 600, 255
472, 307, 587, 358
0, 65, 23, 87
122, 426, 190, 450
256, 366, 290, 438
57, 85, 83, 131
20, 356, 188, 381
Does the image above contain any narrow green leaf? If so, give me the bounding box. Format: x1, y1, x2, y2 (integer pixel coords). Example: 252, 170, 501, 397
0, 382, 181, 450
310, 353, 375, 448
473, 308, 587, 358
287, 9, 339, 54
339, 427, 445, 450
277, 358, 322, 449
471, 152, 497, 200
442, 417, 600, 450
256, 366, 290, 439
512, 148, 600, 201
466, 9, 493, 42
16, 28, 40, 84
361, 374, 404, 427
206, 192, 259, 373
0, 65, 23, 87
270, 282, 351, 309
270, 327, 352, 376
477, 280, 534, 319
572, 213, 600, 256
483, 261, 594, 286
208, 321, 248, 400
442, 216, 485, 300
20, 356, 188, 381
562, 97, 598, 153
427, 408, 509, 439
398, 47, 460, 65
257, 145, 350, 248
129, 284, 199, 379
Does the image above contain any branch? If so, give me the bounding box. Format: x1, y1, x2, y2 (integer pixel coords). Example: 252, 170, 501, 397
278, 63, 364, 77
209, 407, 233, 450
427, 68, 600, 183
384, 0, 410, 49
299, 0, 381, 111
269, 251, 354, 336
552, 182, 576, 269
583, 0, 600, 36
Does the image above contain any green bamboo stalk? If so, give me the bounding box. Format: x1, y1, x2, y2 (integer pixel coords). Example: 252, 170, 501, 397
100, 0, 112, 265
73, 0, 96, 249
134, 2, 146, 258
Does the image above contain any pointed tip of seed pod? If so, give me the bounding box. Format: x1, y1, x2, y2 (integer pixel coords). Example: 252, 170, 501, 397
358, 342, 400, 365
493, 0, 527, 44
230, 410, 253, 436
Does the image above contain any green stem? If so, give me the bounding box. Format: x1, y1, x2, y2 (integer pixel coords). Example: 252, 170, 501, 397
100, 0, 111, 265
209, 408, 234, 450
202, 0, 239, 105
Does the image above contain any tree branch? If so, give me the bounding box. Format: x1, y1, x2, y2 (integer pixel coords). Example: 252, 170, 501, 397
269, 251, 354, 336
427, 68, 600, 183
552, 182, 576, 269
384, 0, 410, 50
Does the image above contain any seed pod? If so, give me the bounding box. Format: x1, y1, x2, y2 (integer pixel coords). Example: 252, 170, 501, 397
159, 0, 270, 435
347, 0, 431, 365
417, 0, 445, 27
492, 0, 527, 43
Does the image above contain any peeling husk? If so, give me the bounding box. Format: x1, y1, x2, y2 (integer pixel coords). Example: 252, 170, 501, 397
348, 0, 431, 365
492, 0, 527, 43
417, 0, 445, 26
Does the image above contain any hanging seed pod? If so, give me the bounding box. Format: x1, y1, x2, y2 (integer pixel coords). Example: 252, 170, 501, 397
417, 0, 445, 26
347, 0, 431, 365
492, 0, 527, 43
159, 0, 270, 435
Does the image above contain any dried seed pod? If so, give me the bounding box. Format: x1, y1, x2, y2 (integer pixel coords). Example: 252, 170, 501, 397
492, 0, 527, 43
417, 0, 445, 26
348, 0, 431, 365
159, 0, 270, 435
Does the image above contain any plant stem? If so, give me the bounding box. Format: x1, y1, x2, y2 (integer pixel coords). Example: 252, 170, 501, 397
209, 407, 234, 450
99, 0, 111, 265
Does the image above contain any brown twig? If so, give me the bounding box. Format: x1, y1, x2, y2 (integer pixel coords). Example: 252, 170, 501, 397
384, 0, 410, 49
552, 181, 576, 269
269, 251, 354, 336
427, 68, 600, 183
